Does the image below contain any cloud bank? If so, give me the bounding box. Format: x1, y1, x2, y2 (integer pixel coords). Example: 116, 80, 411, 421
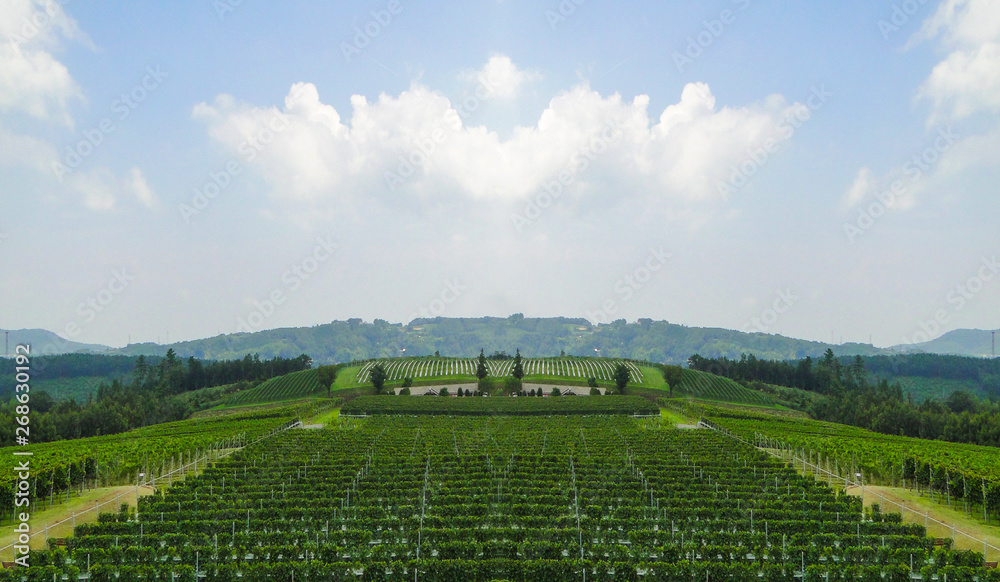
194, 58, 805, 221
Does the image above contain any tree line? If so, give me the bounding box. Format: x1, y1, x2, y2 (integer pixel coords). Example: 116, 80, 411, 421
688, 351, 1000, 447
0, 351, 311, 446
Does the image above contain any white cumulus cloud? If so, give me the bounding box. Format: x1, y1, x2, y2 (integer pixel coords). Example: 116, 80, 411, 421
63, 166, 158, 211
195, 64, 805, 216
918, 42, 1000, 123
0, 0, 90, 125
125, 167, 158, 208
913, 0, 1000, 123
843, 167, 874, 208
462, 54, 540, 99
845, 0, 1000, 212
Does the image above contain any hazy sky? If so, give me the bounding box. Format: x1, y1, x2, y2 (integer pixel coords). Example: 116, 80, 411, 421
1, 0, 998, 349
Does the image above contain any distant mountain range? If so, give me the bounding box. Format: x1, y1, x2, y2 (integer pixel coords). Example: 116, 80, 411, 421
7, 320, 996, 364
891, 328, 999, 359
21, 317, 882, 365
0, 328, 110, 357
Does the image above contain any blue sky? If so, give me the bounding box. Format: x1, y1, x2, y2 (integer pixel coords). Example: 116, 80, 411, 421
2, 0, 999, 350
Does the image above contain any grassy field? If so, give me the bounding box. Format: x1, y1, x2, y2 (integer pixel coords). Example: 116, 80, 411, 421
303, 407, 340, 426
856, 485, 1000, 562
659, 407, 695, 425
0, 485, 154, 555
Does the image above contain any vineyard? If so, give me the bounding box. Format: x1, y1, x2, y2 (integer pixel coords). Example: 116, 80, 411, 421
222, 369, 325, 407
7, 412, 998, 581
0, 409, 298, 520
677, 369, 781, 407
341, 395, 659, 416
702, 408, 1000, 524
356, 357, 645, 384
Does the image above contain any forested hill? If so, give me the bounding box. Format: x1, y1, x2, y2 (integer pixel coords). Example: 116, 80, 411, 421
112, 316, 885, 365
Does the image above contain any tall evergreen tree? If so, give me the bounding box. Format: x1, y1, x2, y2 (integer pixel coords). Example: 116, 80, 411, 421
134, 355, 148, 386
512, 348, 524, 380
369, 363, 387, 394
613, 363, 630, 394
476, 348, 489, 380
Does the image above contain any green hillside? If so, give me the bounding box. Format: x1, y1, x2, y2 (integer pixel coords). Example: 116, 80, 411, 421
0, 353, 141, 401
862, 353, 1000, 401
112, 316, 886, 364
890, 376, 992, 402
222, 369, 325, 406
215, 355, 788, 410
676, 369, 783, 407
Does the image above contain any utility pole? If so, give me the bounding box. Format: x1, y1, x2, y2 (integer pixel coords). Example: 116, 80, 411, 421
993, 330, 995, 358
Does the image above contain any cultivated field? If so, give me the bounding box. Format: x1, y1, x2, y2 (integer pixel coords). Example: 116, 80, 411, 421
357, 357, 645, 384
7, 407, 999, 581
